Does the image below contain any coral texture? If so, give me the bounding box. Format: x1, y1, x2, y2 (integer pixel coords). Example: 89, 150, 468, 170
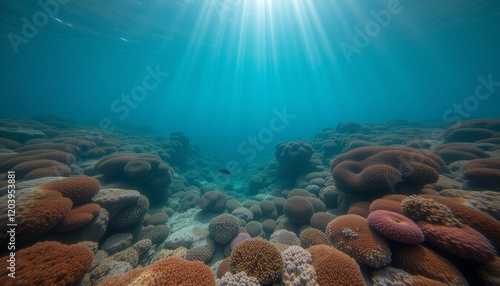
331, 146, 443, 194
0, 241, 93, 285
367, 210, 424, 244
230, 239, 284, 285
326, 214, 391, 267
307, 244, 364, 286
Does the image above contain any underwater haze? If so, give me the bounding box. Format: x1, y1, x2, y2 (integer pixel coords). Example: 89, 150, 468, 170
1, 0, 500, 158
2, 1, 500, 285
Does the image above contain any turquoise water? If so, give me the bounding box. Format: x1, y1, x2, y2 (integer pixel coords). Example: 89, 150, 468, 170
1, 0, 499, 157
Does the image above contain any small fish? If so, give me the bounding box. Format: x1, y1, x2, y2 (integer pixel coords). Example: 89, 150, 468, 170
219, 169, 231, 175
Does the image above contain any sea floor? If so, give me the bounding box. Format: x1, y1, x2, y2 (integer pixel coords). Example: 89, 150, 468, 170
0, 115, 499, 285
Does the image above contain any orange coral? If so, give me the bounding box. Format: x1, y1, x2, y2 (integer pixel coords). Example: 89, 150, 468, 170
347, 201, 371, 218
0, 241, 93, 285
326, 214, 391, 267
217, 257, 231, 278
392, 243, 468, 286
422, 194, 500, 250
99, 256, 215, 286
418, 221, 495, 263
6, 188, 73, 245
307, 244, 364, 286
54, 203, 102, 232
300, 228, 328, 248
310, 212, 336, 232
477, 256, 500, 285
40, 177, 101, 205
369, 198, 403, 214
230, 238, 284, 285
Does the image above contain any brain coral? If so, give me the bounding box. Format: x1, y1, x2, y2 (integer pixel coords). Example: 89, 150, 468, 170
369, 198, 404, 214
145, 212, 168, 226
109, 195, 149, 228
299, 228, 328, 248
330, 146, 443, 194
99, 256, 215, 286
432, 143, 489, 164
307, 244, 364, 286
216, 257, 231, 278
229, 233, 251, 251
199, 191, 227, 213
124, 159, 152, 178
310, 212, 336, 232
418, 221, 495, 263
259, 200, 277, 217
0, 241, 93, 285
39, 176, 101, 205
326, 214, 391, 267
185, 245, 215, 264
275, 140, 314, 179
281, 246, 318, 286
181, 193, 200, 211
208, 214, 240, 244
0, 150, 75, 172
137, 225, 170, 245
94, 153, 173, 202
284, 196, 314, 224
54, 203, 102, 232
12, 159, 71, 179
347, 201, 371, 218
392, 243, 468, 286
442, 119, 500, 143
262, 219, 277, 234
367, 210, 424, 244
230, 238, 284, 285
461, 158, 500, 188
270, 229, 301, 246
245, 221, 263, 237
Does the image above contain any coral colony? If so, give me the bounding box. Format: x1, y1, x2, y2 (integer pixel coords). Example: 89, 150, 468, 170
1, 117, 499, 285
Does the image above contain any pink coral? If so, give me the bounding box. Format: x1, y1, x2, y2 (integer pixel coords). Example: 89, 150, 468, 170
368, 210, 424, 244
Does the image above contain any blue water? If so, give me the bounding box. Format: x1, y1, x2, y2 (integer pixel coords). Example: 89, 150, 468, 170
1, 0, 500, 160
